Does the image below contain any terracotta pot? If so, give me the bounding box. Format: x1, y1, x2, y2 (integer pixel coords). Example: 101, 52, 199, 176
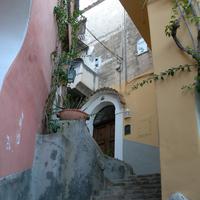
57, 109, 89, 120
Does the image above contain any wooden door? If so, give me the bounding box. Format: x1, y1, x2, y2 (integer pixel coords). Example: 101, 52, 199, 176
93, 121, 115, 157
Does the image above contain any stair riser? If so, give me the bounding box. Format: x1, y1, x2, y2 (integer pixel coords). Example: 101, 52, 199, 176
91, 174, 161, 200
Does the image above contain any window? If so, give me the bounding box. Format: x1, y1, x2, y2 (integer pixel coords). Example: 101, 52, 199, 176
136, 38, 148, 55
95, 57, 100, 67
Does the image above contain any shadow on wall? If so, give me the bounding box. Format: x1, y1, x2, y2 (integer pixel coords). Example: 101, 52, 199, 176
123, 139, 160, 175
0, 0, 31, 90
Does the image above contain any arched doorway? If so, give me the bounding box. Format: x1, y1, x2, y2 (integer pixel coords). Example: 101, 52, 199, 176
93, 105, 115, 157
82, 88, 125, 160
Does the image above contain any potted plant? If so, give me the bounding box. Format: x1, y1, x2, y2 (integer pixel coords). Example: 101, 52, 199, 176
43, 0, 88, 134
56, 87, 89, 120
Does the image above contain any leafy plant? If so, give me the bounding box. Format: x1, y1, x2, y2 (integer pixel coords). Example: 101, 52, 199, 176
43, 0, 84, 134
133, 0, 200, 92
54, 0, 68, 43
43, 52, 68, 133
165, 0, 200, 91
62, 89, 86, 109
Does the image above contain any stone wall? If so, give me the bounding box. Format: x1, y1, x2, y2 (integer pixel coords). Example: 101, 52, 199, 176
93, 18, 153, 88
30, 120, 105, 200
0, 120, 133, 200
0, 170, 31, 200
80, 0, 153, 88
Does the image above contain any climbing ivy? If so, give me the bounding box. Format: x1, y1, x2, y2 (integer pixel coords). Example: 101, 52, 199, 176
54, 0, 68, 44
165, 0, 200, 37
54, 0, 84, 55
133, 0, 200, 92
132, 64, 197, 90
43, 0, 84, 134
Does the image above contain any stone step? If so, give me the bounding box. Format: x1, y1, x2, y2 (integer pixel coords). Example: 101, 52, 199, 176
140, 184, 161, 189
92, 193, 145, 200
96, 189, 161, 197
108, 181, 138, 187
137, 173, 160, 178
91, 173, 161, 200
137, 175, 161, 183
92, 192, 161, 200
97, 188, 144, 196
107, 181, 140, 189
110, 177, 138, 183
92, 189, 161, 198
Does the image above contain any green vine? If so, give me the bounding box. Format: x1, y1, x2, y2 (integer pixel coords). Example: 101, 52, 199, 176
133, 0, 200, 93
43, 53, 68, 133
43, 0, 84, 134
54, 0, 68, 44
165, 0, 200, 37
54, 0, 84, 55
132, 64, 197, 90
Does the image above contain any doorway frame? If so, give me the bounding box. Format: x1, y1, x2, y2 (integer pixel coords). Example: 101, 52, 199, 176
82, 92, 124, 160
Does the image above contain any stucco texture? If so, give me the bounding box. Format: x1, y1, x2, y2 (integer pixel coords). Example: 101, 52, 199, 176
0, 0, 57, 177
120, 0, 200, 199
148, 1, 200, 199
124, 73, 159, 147
30, 120, 133, 200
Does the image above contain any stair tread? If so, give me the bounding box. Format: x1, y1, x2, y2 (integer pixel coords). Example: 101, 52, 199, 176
91, 173, 161, 200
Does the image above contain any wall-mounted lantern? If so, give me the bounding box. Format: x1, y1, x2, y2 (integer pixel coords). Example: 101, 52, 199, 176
67, 65, 76, 83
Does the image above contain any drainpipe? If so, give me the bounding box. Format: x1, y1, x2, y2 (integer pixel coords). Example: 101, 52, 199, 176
116, 9, 127, 92
123, 9, 128, 84
118, 8, 128, 91
93, 74, 96, 91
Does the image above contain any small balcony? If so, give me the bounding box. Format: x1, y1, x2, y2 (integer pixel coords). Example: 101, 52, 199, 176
69, 58, 98, 97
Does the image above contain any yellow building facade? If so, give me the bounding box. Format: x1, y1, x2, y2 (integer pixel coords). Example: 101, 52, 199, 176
120, 0, 200, 199
80, 0, 160, 177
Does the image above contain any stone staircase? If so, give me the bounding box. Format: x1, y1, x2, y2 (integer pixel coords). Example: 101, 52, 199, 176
91, 173, 161, 200
27, 120, 161, 200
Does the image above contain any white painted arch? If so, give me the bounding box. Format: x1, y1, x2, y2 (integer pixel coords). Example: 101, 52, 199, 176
0, 0, 32, 91
82, 90, 125, 160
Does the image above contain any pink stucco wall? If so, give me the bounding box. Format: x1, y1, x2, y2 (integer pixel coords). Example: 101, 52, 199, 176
0, 0, 57, 177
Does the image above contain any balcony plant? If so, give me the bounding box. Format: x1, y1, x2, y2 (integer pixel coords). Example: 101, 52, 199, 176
56, 89, 88, 120
43, 0, 88, 134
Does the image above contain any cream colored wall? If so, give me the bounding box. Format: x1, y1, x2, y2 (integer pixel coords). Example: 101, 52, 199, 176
123, 72, 159, 147
119, 0, 151, 48
147, 0, 200, 199
109, 64, 159, 147
120, 0, 200, 199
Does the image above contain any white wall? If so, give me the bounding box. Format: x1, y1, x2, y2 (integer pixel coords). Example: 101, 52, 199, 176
79, 0, 125, 77
81, 0, 124, 45
82, 93, 124, 160
0, 0, 32, 91
80, 0, 99, 10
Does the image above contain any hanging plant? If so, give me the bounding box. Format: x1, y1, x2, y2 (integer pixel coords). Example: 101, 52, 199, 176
42, 0, 85, 134
54, 0, 68, 45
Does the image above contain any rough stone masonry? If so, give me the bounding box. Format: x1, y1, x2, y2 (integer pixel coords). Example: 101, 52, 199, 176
0, 120, 133, 200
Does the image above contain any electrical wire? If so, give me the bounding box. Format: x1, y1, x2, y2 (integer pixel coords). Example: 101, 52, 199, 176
86, 27, 123, 63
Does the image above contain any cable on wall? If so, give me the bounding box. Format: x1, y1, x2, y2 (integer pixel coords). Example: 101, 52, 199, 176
85, 27, 123, 63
